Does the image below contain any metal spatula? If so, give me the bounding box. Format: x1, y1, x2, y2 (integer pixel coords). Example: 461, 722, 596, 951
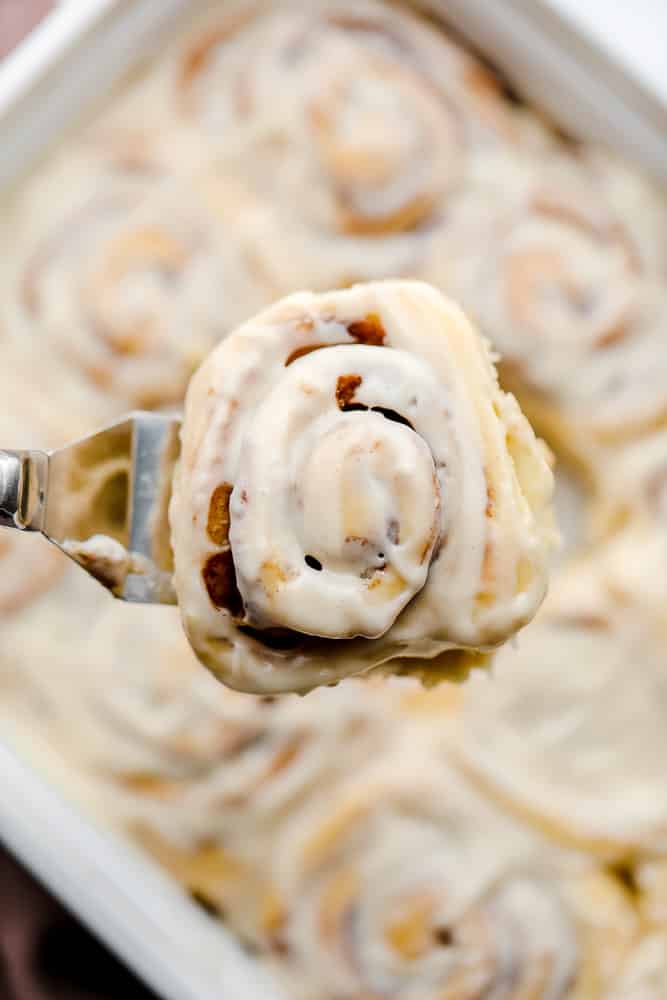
0, 412, 181, 604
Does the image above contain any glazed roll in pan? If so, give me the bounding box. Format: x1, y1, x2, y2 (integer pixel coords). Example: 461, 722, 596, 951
171, 0, 539, 249
448, 156, 667, 472
4, 147, 275, 414
144, 731, 636, 999
171, 280, 555, 693
445, 554, 667, 858
264, 764, 637, 1000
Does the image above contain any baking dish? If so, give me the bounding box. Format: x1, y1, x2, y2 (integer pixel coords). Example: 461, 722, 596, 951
0, 2, 664, 998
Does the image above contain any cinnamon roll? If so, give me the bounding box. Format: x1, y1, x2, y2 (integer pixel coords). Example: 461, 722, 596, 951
265, 757, 636, 999
450, 155, 667, 461
581, 148, 667, 280
7, 153, 274, 410
115, 680, 394, 855
4, 594, 401, 927
134, 827, 280, 946
171, 280, 556, 693
168, 0, 544, 290
126, 682, 396, 931
7, 596, 395, 856
444, 556, 667, 857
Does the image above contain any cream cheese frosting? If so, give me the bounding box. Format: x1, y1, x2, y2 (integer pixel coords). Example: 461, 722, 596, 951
5, 154, 276, 413
264, 749, 637, 1000
446, 155, 667, 465
444, 557, 667, 856
171, 280, 556, 692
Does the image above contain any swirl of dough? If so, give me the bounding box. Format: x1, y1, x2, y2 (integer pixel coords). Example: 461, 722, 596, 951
8, 141, 156, 316
452, 157, 667, 453
9, 158, 274, 410
124, 691, 394, 871
171, 280, 555, 693
6, 141, 158, 411
14, 597, 394, 857
445, 555, 667, 856
171, 0, 537, 289
265, 759, 635, 998
231, 345, 443, 640
581, 147, 667, 279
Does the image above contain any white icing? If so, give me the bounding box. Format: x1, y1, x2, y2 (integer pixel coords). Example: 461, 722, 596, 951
4, 148, 276, 414
267, 749, 634, 999
171, 281, 555, 692
447, 559, 667, 853
447, 155, 667, 451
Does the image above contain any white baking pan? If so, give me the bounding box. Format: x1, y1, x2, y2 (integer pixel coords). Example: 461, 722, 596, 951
0, 2, 664, 999
0, 732, 282, 1000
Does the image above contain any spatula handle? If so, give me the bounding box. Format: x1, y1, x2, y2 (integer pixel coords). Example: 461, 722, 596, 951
0, 450, 48, 531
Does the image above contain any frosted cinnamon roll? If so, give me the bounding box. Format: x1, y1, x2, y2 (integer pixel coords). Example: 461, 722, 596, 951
4, 141, 157, 416
169, 0, 541, 289
134, 827, 280, 946
127, 688, 395, 931
8, 156, 273, 410
6, 140, 157, 311
171, 281, 555, 693
15, 600, 397, 926
11, 597, 393, 857
452, 156, 667, 459
266, 758, 636, 998
445, 557, 667, 857
116, 681, 394, 853
582, 148, 667, 280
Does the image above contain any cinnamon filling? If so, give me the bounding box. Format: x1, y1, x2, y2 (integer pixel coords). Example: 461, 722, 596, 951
202, 551, 244, 616
207, 482, 233, 545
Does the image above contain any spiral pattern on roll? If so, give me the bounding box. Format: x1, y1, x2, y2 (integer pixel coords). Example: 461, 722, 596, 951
450, 158, 667, 455
171, 280, 555, 692
168, 0, 545, 292
7, 144, 275, 410
446, 556, 667, 856
263, 760, 636, 999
